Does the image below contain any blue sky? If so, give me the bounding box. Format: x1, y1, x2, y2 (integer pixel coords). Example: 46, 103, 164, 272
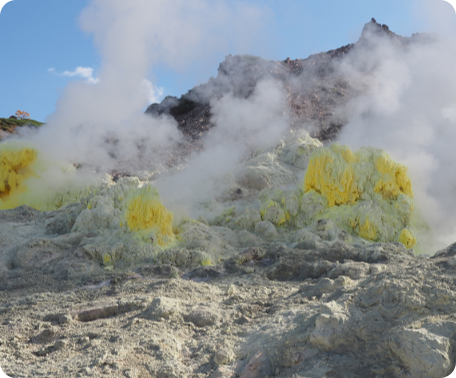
0, 0, 455, 122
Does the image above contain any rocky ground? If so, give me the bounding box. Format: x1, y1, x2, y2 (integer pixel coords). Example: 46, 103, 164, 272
1, 129, 456, 378
1, 204, 456, 378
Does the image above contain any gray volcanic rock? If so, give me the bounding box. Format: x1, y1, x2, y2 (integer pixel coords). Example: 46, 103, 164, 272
1, 215, 456, 377
1, 182, 456, 378
145, 18, 437, 144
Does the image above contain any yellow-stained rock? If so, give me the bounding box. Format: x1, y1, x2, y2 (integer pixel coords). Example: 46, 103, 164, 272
399, 228, 417, 249
304, 144, 413, 207
302, 144, 415, 248
0, 141, 101, 211
125, 185, 175, 247
0, 143, 38, 208
303, 144, 361, 206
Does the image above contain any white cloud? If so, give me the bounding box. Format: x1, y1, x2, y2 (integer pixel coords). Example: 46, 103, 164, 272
413, 0, 456, 38
48, 66, 99, 84
142, 79, 163, 104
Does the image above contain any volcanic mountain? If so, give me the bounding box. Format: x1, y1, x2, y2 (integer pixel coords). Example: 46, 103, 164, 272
2, 19, 456, 378
145, 18, 436, 145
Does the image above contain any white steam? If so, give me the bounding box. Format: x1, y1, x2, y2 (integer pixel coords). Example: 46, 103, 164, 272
21, 0, 271, 173
414, 0, 456, 38
156, 79, 289, 212
210, 79, 289, 149
335, 30, 456, 251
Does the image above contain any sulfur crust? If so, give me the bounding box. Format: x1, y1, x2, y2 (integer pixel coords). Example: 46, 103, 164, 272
399, 228, 417, 249
374, 153, 413, 199
304, 144, 413, 207
0, 144, 38, 209
0, 142, 102, 211
125, 185, 175, 247
0, 139, 418, 252
302, 144, 416, 248
201, 258, 213, 266
303, 144, 361, 207
0, 143, 176, 250
260, 199, 286, 226
358, 215, 377, 240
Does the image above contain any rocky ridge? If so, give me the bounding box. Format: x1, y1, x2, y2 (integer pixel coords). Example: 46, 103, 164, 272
145, 18, 436, 145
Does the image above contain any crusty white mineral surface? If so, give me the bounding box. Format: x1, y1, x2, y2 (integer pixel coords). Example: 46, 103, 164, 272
0, 131, 455, 377
1, 204, 456, 378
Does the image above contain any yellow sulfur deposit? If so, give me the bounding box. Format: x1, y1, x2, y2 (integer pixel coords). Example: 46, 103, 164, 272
0, 142, 101, 211
357, 215, 377, 240
201, 258, 213, 266
260, 199, 286, 226
398, 228, 416, 249
304, 144, 413, 206
374, 153, 413, 199
302, 144, 416, 248
303, 144, 360, 206
0, 143, 38, 209
125, 185, 175, 247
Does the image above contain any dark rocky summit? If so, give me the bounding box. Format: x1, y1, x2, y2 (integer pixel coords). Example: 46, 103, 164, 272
145, 18, 436, 144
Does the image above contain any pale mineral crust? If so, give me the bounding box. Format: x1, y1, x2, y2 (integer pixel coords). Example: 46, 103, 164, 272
0, 203, 456, 378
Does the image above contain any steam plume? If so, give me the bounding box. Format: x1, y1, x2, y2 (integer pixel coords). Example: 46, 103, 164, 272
5, 1, 456, 254
335, 26, 456, 251
18, 0, 272, 174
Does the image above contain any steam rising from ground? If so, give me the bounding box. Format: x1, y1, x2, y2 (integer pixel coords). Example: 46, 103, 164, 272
17, 0, 272, 174
156, 79, 289, 211
3, 0, 456, 253
335, 29, 456, 251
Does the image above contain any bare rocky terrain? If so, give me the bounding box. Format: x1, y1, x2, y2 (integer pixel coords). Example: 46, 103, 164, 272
1, 18, 456, 378
1, 204, 456, 378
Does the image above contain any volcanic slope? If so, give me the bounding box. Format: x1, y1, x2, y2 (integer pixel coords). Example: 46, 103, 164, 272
0, 129, 454, 378
145, 18, 435, 150
1, 19, 455, 378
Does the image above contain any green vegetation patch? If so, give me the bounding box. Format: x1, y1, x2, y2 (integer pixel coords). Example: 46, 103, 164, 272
0, 118, 44, 133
